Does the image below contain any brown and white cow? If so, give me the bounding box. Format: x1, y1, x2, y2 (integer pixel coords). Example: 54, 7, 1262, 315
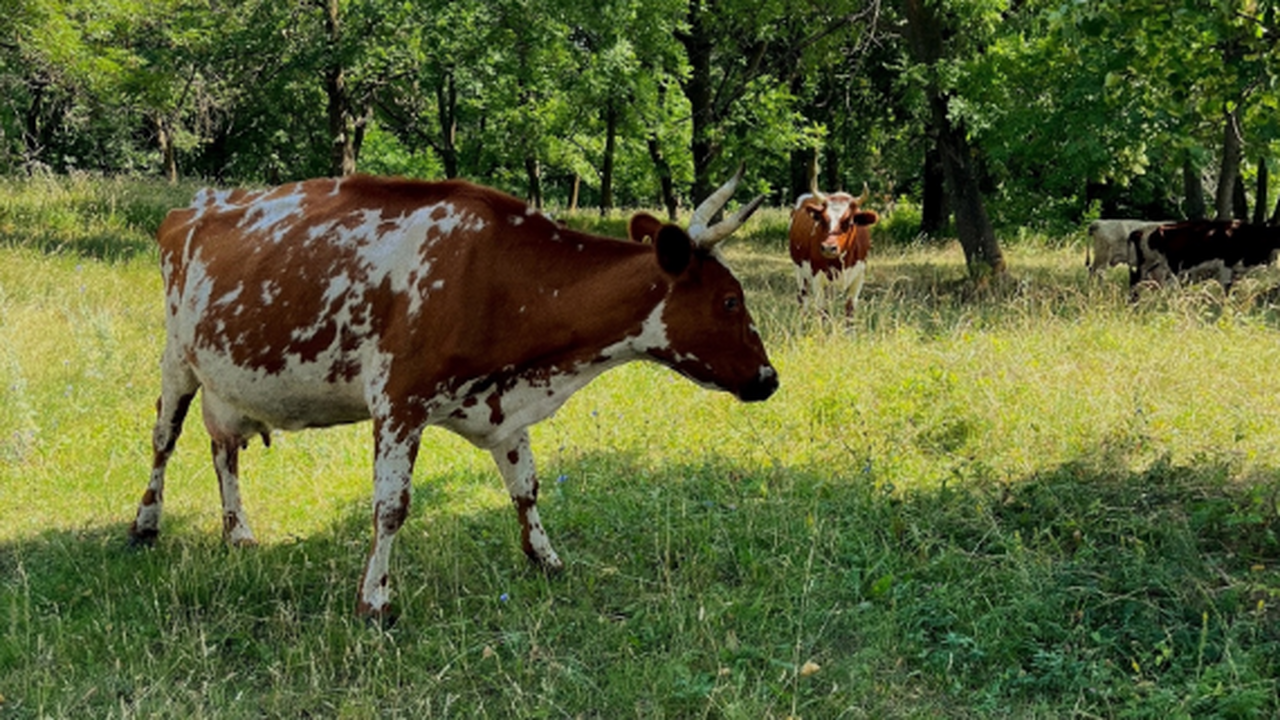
129, 170, 776, 616
789, 185, 879, 315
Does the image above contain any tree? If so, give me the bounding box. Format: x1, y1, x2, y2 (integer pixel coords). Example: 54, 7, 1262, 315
1025, 1, 1280, 223
901, 0, 1004, 278
674, 0, 867, 209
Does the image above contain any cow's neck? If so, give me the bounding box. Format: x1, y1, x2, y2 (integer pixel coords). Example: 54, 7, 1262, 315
494, 232, 670, 371
427, 232, 674, 447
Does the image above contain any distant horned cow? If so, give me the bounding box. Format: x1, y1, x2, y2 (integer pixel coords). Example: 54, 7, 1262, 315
789, 183, 879, 315
130, 169, 777, 617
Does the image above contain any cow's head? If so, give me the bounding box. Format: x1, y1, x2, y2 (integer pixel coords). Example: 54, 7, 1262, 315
627, 168, 777, 402
794, 185, 879, 260
1129, 227, 1172, 285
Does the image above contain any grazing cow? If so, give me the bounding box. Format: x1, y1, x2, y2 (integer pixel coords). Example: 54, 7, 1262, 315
129, 169, 777, 617
1085, 219, 1171, 274
789, 185, 879, 315
1130, 219, 1280, 290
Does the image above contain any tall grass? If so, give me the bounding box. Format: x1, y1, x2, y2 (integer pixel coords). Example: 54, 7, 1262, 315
1, 178, 1278, 717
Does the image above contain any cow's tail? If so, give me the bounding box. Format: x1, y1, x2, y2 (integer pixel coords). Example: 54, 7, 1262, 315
1085, 244, 1091, 269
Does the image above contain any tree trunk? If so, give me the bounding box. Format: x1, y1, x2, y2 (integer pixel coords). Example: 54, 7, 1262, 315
903, 0, 1003, 278
436, 68, 460, 178
1214, 107, 1242, 220
787, 70, 817, 202
1233, 172, 1249, 221
679, 1, 716, 206
569, 174, 580, 212
822, 144, 840, 193
647, 133, 679, 221
921, 145, 949, 236
22, 77, 46, 169
156, 115, 178, 184
525, 155, 543, 209
351, 103, 371, 167
600, 100, 617, 215
789, 147, 818, 201
322, 0, 356, 177
1182, 152, 1207, 219
931, 94, 1004, 276
1254, 157, 1268, 225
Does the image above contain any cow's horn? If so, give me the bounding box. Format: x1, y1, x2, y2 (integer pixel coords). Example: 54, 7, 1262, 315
857, 181, 869, 206
688, 164, 763, 248
808, 174, 824, 203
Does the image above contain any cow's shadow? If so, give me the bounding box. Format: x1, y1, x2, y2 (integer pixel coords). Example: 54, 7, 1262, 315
3, 448, 1278, 716
4, 448, 1276, 621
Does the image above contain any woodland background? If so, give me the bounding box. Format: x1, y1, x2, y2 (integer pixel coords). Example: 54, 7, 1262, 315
3, 0, 1280, 263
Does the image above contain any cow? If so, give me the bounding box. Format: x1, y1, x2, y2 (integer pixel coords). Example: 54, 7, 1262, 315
1130, 219, 1280, 290
1085, 219, 1171, 275
128, 169, 777, 617
789, 184, 879, 316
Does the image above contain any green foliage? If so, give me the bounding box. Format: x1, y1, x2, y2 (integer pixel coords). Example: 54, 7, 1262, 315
5, 0, 1277, 230
357, 122, 444, 179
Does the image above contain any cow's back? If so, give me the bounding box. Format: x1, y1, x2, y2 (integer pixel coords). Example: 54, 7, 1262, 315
158, 177, 505, 429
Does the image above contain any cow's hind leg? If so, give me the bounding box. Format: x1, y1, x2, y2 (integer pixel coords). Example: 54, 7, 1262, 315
840, 262, 868, 318
201, 391, 264, 547
129, 347, 198, 546
357, 418, 422, 617
211, 437, 258, 547
492, 429, 562, 572
794, 262, 814, 309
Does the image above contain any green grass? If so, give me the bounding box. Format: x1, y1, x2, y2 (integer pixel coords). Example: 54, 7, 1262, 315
2, 178, 1279, 717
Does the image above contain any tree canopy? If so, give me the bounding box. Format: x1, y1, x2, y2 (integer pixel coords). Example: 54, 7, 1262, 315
3, 0, 1279, 247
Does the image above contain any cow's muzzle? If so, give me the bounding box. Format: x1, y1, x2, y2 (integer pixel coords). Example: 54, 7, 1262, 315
738, 366, 779, 402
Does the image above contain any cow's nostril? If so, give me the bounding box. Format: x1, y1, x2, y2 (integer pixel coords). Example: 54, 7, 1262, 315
739, 369, 778, 402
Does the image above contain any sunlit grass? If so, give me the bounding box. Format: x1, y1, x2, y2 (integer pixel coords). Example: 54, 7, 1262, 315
2, 178, 1278, 717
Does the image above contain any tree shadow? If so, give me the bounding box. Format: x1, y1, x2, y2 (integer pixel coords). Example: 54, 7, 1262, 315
2, 447, 1278, 715
0, 229, 156, 262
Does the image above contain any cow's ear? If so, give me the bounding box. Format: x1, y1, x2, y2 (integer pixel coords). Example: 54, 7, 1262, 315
654, 224, 693, 277
628, 212, 664, 244
853, 210, 879, 227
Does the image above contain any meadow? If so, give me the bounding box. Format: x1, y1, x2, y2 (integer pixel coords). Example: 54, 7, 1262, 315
1, 175, 1278, 718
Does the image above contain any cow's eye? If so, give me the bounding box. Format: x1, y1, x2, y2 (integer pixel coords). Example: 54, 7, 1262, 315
724, 296, 741, 313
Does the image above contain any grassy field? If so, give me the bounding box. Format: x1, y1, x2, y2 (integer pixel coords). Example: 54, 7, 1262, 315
2, 175, 1279, 718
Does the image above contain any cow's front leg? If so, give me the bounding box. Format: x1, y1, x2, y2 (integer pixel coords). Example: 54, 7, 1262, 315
491, 429, 562, 572
357, 419, 422, 617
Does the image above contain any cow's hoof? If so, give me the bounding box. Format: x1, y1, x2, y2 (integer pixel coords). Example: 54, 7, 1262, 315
530, 554, 564, 575
357, 604, 399, 629
127, 527, 159, 549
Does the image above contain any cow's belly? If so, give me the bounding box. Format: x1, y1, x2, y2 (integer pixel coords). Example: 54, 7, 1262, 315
188, 346, 371, 431
432, 364, 615, 449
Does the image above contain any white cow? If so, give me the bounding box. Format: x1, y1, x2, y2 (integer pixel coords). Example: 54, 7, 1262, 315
1086, 219, 1171, 275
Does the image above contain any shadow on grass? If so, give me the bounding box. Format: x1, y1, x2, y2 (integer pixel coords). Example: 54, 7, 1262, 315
0, 230, 156, 262
2, 449, 1278, 716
